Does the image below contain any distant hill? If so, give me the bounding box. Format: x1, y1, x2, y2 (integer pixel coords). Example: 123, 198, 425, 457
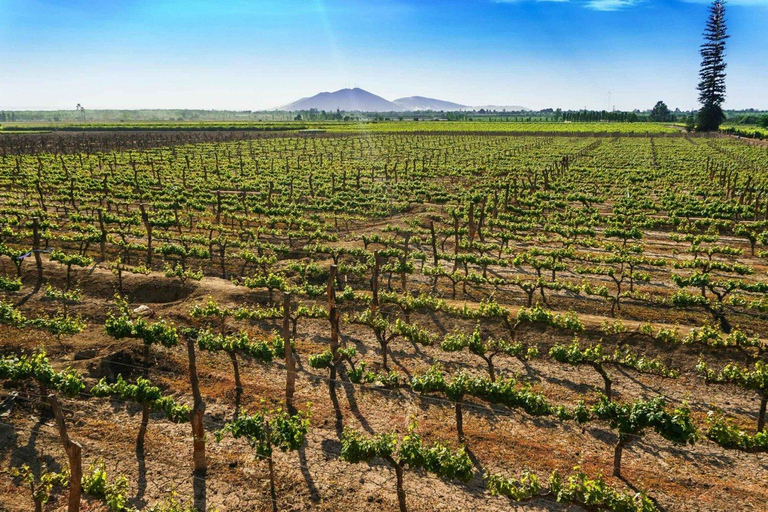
278, 88, 528, 112
279, 88, 402, 112
392, 96, 467, 111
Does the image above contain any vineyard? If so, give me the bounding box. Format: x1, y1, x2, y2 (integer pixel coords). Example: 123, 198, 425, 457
0, 120, 682, 135
1, 125, 768, 511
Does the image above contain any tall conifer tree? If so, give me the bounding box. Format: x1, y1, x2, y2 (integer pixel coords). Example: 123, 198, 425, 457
696, 0, 729, 132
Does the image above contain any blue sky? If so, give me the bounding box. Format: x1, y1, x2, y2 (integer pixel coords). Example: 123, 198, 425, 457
1, 0, 766, 110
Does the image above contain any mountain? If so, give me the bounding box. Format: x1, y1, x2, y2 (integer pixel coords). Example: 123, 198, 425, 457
279, 88, 402, 112
392, 96, 467, 111
278, 88, 529, 112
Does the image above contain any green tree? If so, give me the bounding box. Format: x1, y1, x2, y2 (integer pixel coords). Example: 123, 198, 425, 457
685, 114, 696, 132
696, 0, 729, 131
649, 101, 672, 122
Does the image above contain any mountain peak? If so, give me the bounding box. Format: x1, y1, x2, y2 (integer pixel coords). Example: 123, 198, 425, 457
280, 88, 402, 112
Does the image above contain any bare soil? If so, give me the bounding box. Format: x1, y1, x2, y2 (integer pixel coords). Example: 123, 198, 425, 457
1, 245, 767, 511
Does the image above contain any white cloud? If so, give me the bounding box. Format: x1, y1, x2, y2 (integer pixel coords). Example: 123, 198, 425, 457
681, 0, 768, 5
496, 0, 767, 9
494, 0, 637, 9
585, 0, 638, 10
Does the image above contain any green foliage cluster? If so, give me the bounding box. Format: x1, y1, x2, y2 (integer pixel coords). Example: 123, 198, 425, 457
591, 396, 698, 445
196, 329, 275, 362
488, 468, 658, 511
81, 462, 132, 512
105, 314, 179, 347
91, 375, 191, 423
0, 351, 85, 396
515, 306, 584, 332
340, 426, 473, 482
215, 409, 311, 458
550, 340, 678, 378
705, 412, 768, 452
410, 365, 576, 419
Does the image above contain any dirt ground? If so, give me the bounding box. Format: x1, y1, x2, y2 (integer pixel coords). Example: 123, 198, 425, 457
1, 247, 767, 512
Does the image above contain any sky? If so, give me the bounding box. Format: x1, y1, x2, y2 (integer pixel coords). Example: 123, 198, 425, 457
1, 0, 766, 111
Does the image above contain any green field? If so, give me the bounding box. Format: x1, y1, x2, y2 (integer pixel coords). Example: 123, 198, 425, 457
721, 124, 768, 139
0, 120, 683, 135
323, 120, 682, 134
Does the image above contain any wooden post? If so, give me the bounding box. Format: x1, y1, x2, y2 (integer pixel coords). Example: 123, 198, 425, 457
468, 202, 476, 243
186, 335, 207, 473
594, 363, 613, 401
429, 221, 438, 268
386, 457, 408, 512
400, 233, 410, 292
137, 404, 150, 454
452, 212, 460, 272
613, 436, 630, 477
43, 391, 81, 512
477, 197, 487, 242
371, 251, 380, 315
283, 292, 297, 415
215, 190, 222, 225
455, 401, 464, 444
97, 209, 107, 262
328, 265, 343, 426
32, 217, 43, 284
328, 265, 340, 361
230, 351, 243, 420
